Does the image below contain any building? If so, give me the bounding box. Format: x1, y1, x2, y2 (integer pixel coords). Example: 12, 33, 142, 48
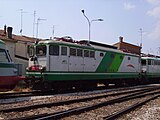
0, 25, 37, 75
113, 36, 142, 55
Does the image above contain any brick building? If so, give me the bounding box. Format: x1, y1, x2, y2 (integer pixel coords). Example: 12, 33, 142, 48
113, 36, 142, 55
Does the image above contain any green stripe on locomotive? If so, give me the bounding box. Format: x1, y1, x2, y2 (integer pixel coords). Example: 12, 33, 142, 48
96, 52, 124, 73
26, 72, 140, 81
0, 63, 16, 68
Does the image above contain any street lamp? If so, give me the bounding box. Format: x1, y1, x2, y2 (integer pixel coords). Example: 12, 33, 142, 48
81, 10, 103, 44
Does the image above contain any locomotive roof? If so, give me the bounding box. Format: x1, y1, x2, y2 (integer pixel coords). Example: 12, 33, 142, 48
37, 39, 140, 57
141, 57, 160, 60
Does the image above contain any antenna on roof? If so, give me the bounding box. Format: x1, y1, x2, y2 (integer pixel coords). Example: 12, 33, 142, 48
18, 9, 27, 36
36, 17, 46, 39
33, 10, 36, 38
139, 28, 144, 48
52, 25, 55, 39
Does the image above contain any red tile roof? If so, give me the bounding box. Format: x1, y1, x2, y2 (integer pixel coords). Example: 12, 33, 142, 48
0, 29, 38, 43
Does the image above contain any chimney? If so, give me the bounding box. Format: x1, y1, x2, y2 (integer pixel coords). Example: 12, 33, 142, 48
4, 25, 7, 35
119, 36, 123, 42
7, 27, 13, 39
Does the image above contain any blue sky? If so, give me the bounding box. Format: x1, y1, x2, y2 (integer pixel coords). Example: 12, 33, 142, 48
0, 0, 160, 55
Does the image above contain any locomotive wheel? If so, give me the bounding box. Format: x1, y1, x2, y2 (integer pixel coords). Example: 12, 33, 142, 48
42, 81, 52, 90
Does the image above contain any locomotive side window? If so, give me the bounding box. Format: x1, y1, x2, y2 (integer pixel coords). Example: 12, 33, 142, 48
141, 59, 146, 66
128, 57, 131, 60
100, 53, 104, 57
0, 49, 9, 62
148, 60, 151, 65
84, 50, 89, 57
49, 45, 59, 56
61, 46, 67, 56
70, 48, 76, 56
90, 51, 95, 58
77, 49, 83, 57
36, 45, 46, 56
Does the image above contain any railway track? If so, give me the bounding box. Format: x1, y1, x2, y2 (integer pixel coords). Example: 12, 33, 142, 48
0, 85, 159, 120
0, 84, 157, 102
103, 94, 160, 120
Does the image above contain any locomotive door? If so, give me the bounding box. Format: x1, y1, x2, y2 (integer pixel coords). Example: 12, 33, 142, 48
49, 45, 69, 71
69, 48, 83, 72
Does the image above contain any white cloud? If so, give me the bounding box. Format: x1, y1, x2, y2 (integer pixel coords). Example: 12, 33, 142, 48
146, 0, 160, 41
147, 21, 160, 40
147, 6, 160, 18
146, 0, 160, 5
124, 2, 136, 10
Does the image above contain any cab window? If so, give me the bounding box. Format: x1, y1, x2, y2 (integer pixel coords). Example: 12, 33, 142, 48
36, 45, 46, 56
0, 49, 9, 62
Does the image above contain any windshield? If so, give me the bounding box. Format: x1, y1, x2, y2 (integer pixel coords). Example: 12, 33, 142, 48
0, 49, 9, 62
36, 45, 46, 56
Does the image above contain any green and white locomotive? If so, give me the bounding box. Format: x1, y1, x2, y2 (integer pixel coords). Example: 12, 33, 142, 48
26, 37, 143, 90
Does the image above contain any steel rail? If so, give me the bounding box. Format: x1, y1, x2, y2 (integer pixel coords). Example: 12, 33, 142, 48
10, 87, 160, 120
103, 94, 160, 120
0, 87, 157, 113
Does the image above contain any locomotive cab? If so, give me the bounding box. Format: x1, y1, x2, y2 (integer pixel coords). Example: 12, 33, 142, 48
141, 59, 147, 73
27, 44, 47, 72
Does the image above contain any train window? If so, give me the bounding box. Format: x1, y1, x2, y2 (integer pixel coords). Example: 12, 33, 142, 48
70, 48, 76, 56
36, 45, 46, 56
49, 45, 59, 56
100, 53, 104, 57
0, 49, 9, 62
77, 49, 83, 57
148, 60, 151, 65
84, 50, 89, 57
61, 46, 67, 56
90, 51, 95, 58
141, 59, 146, 66
128, 57, 131, 60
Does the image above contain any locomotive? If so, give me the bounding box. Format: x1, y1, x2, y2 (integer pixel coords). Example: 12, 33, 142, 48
26, 37, 160, 90
0, 39, 24, 90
